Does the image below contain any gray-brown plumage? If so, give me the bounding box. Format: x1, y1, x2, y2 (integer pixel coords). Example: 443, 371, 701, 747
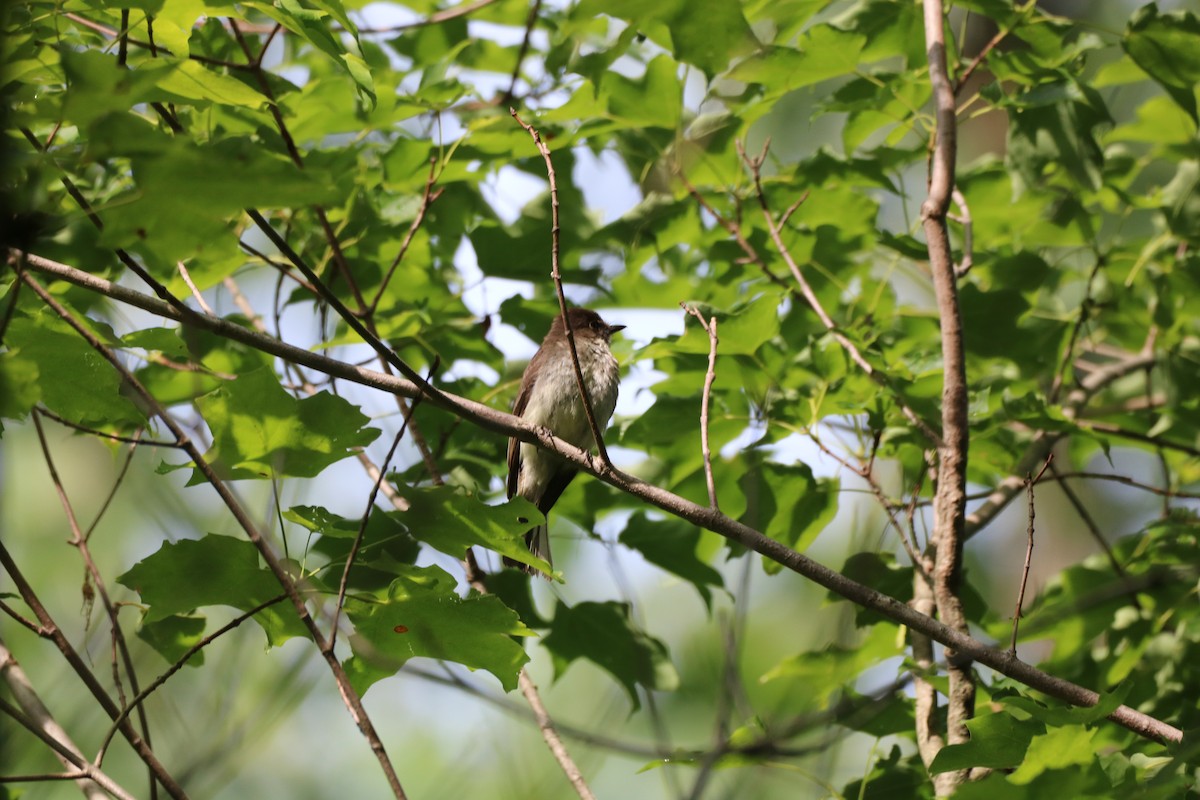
503, 308, 624, 574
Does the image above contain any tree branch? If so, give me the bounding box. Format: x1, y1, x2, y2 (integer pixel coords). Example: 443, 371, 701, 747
922, 0, 973, 790
681, 304, 720, 511
0, 638, 115, 799
15, 249, 1185, 746
738, 142, 942, 446
18, 271, 411, 800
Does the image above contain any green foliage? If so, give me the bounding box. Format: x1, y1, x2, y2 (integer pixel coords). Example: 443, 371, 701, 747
3, 0, 1199, 797
542, 600, 679, 709
118, 534, 309, 646
344, 565, 533, 693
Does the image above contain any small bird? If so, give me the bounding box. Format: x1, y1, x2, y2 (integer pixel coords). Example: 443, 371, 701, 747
504, 308, 624, 574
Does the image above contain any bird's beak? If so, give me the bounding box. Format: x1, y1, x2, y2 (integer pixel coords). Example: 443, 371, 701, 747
607, 324, 626, 335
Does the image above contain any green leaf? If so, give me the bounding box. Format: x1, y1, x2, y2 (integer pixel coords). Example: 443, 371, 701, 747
1161, 160, 1200, 242
1007, 724, 1098, 785
579, 0, 757, 76
738, 459, 839, 573
117, 535, 305, 646
618, 513, 724, 607
542, 601, 679, 708
1003, 79, 1112, 193
154, 59, 267, 108
94, 133, 340, 263
187, 367, 379, 481
395, 486, 551, 576
930, 711, 1043, 773
243, 0, 376, 108
1124, 4, 1200, 124
136, 614, 208, 666
344, 565, 532, 693
3, 313, 144, 428
729, 25, 865, 95
760, 623, 900, 708
285, 504, 421, 592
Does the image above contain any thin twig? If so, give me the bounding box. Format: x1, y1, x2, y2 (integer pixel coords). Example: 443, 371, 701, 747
953, 20, 1012, 95
681, 304, 720, 510
1049, 258, 1103, 402
0, 545, 188, 798
511, 109, 613, 468
176, 262, 215, 315
1010, 455, 1053, 654
518, 669, 598, 800
96, 595, 288, 761
0, 639, 114, 799
1045, 470, 1199, 500
34, 407, 180, 448
950, 187, 973, 279
1047, 460, 1128, 581
20, 273, 410, 800
369, 157, 445, 315
30, 410, 160, 794
737, 141, 942, 446
356, 0, 500, 32
329, 360, 437, 652
228, 19, 368, 313
502, 0, 543, 105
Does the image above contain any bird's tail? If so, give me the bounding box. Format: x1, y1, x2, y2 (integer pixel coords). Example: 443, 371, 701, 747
502, 523, 552, 578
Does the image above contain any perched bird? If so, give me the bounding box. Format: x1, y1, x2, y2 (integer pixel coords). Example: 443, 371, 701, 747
503, 308, 624, 574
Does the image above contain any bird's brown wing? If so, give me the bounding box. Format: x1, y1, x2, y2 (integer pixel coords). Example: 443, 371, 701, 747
506, 368, 534, 500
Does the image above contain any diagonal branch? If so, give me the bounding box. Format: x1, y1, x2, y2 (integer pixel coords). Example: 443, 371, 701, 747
0, 544, 188, 798
737, 142, 942, 446
16, 250, 1184, 745
0, 638, 116, 800
19, 272, 411, 800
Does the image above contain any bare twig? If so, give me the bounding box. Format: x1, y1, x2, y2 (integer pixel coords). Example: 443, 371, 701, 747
950, 187, 973, 279
502, 0, 543, 104
30, 410, 160, 794
0, 639, 114, 799
96, 595, 288, 761
18, 251, 1185, 745
953, 20, 1012, 95
511, 109, 613, 468
1049, 258, 1103, 402
356, 0, 500, 32
738, 141, 942, 446
681, 304, 720, 510
20, 272, 410, 800
1010, 456, 1053, 654
329, 360, 437, 652
1047, 460, 1128, 580
369, 157, 444, 314
518, 669, 598, 800
0, 545, 188, 798
1046, 470, 1199, 500
176, 262, 215, 315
